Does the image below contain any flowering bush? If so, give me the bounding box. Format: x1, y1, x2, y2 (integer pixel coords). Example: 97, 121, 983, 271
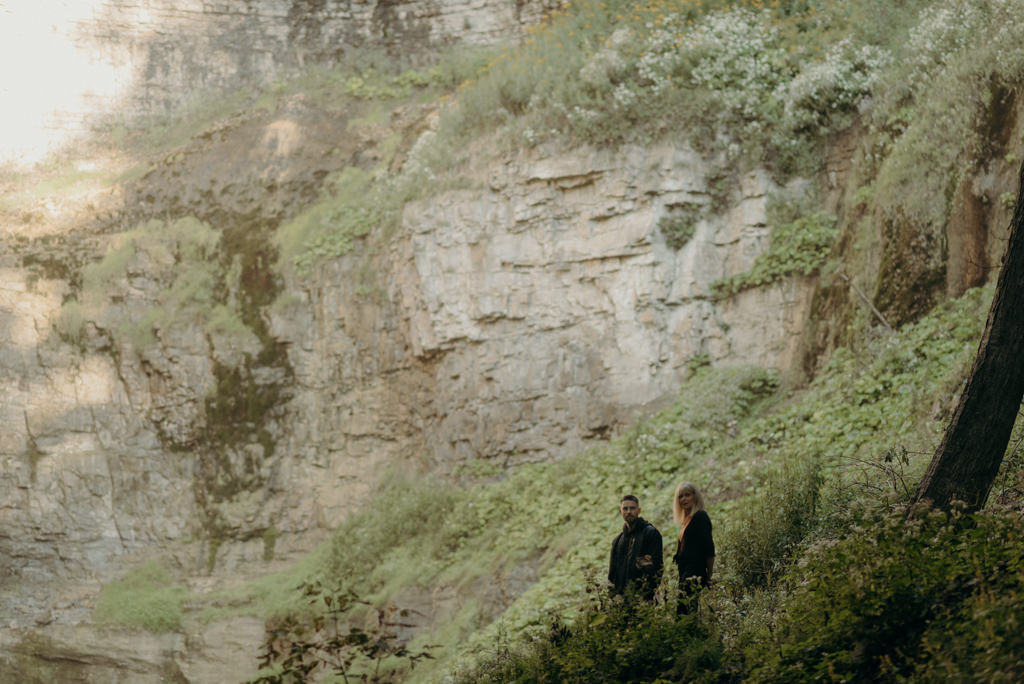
899, 2, 986, 99
781, 39, 890, 137
443, 0, 898, 175
688, 10, 792, 137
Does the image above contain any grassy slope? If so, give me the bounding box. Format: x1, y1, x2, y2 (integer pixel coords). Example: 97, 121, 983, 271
249, 0, 1024, 679
307, 284, 999, 682
203, 278, 1021, 682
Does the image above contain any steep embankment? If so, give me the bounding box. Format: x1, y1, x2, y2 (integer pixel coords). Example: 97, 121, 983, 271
0, 101, 822, 683
3, 0, 1024, 681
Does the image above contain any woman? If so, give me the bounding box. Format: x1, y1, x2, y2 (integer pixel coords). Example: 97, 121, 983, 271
672, 481, 715, 615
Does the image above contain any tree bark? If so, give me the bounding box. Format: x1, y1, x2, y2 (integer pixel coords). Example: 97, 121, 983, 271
910, 161, 1024, 511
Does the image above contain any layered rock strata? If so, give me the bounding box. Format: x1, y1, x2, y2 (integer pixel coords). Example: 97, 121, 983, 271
387, 144, 815, 466
3, 0, 559, 162
0, 137, 816, 680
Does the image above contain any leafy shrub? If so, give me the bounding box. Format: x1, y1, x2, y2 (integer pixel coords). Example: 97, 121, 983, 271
93, 561, 186, 632
780, 39, 889, 139
727, 458, 823, 588
913, 513, 1024, 681
250, 581, 434, 683
685, 352, 712, 375
747, 506, 1024, 682
453, 574, 734, 684
275, 166, 380, 273
659, 205, 703, 250
711, 211, 837, 298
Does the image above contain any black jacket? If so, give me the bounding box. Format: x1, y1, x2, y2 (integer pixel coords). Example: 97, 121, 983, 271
608, 517, 664, 598
673, 509, 715, 587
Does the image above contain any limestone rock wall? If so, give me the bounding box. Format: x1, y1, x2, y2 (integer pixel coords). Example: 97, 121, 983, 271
0, 261, 194, 586
82, 0, 559, 115
0, 138, 817, 680
388, 144, 815, 467
3, 0, 559, 163
0, 139, 814, 584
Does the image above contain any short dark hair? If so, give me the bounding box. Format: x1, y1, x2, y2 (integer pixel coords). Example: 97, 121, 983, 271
620, 494, 639, 505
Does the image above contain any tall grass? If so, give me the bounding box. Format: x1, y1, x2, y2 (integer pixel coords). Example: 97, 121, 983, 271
57, 216, 258, 354
93, 562, 187, 632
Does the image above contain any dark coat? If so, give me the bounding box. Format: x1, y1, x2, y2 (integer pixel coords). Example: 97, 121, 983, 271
673, 509, 715, 588
608, 517, 663, 598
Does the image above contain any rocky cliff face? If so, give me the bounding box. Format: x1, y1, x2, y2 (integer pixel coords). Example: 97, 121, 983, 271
0, 110, 820, 680
3, 3, 1019, 680
387, 144, 815, 467
3, 0, 559, 163
85, 0, 560, 113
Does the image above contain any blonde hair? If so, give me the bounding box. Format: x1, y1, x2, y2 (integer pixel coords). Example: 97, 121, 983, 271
672, 481, 706, 525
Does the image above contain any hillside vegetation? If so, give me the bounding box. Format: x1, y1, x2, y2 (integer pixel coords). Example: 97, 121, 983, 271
13, 0, 1024, 680
239, 283, 1024, 682
271, 0, 1024, 328
205, 0, 1024, 679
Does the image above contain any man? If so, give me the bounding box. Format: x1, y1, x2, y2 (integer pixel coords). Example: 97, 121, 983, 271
608, 494, 663, 600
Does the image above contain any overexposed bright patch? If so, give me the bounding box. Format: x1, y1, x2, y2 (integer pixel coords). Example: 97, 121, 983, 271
0, 0, 138, 166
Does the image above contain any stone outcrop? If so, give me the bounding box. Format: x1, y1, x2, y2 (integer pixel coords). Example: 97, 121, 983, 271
3, 0, 560, 163
0, 617, 264, 683
387, 144, 815, 466
0, 131, 816, 681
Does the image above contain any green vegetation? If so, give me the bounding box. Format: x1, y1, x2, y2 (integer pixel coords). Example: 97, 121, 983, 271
659, 205, 702, 250
444, 285, 1002, 682
202, 284, 996, 681
454, 584, 733, 682
30, 0, 1024, 679
93, 561, 187, 633
195, 548, 333, 627
440, 0, 897, 163
273, 165, 396, 276
860, 0, 1024, 322
712, 210, 837, 298
262, 527, 279, 562
710, 189, 837, 299
746, 505, 1024, 681
250, 581, 436, 684
870, 0, 1024, 229
259, 54, 488, 274
56, 216, 259, 355
458, 501, 1024, 682
253, 47, 494, 112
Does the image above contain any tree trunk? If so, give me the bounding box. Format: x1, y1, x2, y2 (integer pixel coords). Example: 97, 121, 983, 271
910, 161, 1024, 511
